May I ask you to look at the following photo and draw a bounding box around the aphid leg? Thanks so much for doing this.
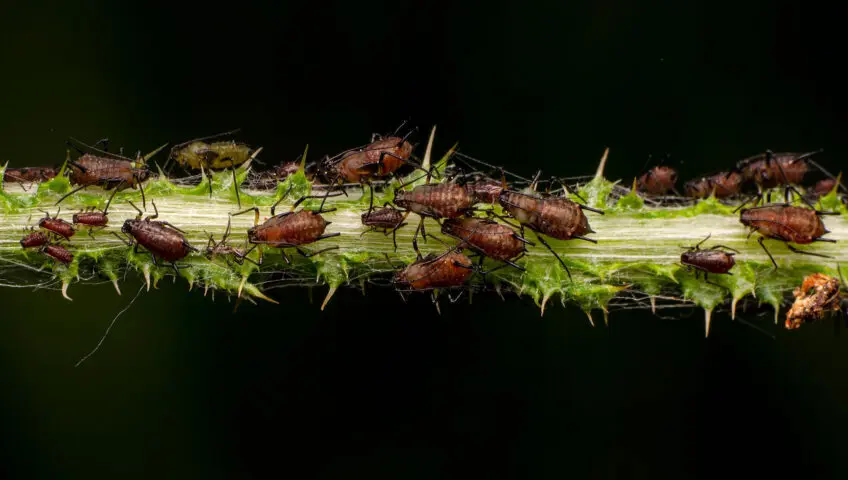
[693,233,712,249]
[158,221,187,234]
[111,232,133,246]
[126,200,144,219]
[102,187,121,215]
[231,207,261,227]
[55,184,90,206]
[572,235,598,244]
[294,246,339,259]
[412,235,423,260]
[147,201,160,220]
[532,231,572,281]
[577,203,605,215]
[758,237,778,270]
[136,174,148,211]
[786,244,835,259]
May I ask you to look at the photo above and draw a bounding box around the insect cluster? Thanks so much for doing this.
[1,125,846,333]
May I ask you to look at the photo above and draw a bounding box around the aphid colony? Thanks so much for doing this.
[4,127,845,317]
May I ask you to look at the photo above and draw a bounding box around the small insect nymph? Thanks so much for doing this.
[684,170,746,199]
[113,201,198,274]
[3,166,57,190]
[739,204,838,269]
[41,243,73,265]
[56,137,167,209]
[38,208,75,240]
[679,234,737,281]
[637,165,679,196]
[20,230,50,249]
[231,188,342,264]
[204,217,258,266]
[360,189,409,251]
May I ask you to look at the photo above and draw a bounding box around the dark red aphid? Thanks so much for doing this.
[737,150,820,190]
[637,166,678,196]
[684,170,746,199]
[810,178,838,198]
[72,195,114,238]
[679,234,737,280]
[497,187,602,279]
[441,217,531,272]
[739,204,838,269]
[317,126,420,185]
[56,137,166,208]
[38,209,75,240]
[20,230,49,249]
[3,166,57,186]
[393,182,476,219]
[232,191,341,264]
[115,201,197,273]
[392,248,474,291]
[42,244,73,264]
[360,195,409,251]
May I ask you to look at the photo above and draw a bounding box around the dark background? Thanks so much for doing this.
[1,1,847,478]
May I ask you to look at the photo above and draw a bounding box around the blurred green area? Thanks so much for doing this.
[1,1,847,478]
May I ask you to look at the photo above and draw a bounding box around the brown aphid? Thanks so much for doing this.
[38,209,75,240]
[739,204,838,269]
[20,231,49,249]
[252,162,303,189]
[684,170,746,199]
[637,166,679,196]
[393,182,476,219]
[360,200,409,251]
[737,150,820,189]
[679,234,737,281]
[232,191,341,264]
[497,189,602,279]
[57,138,167,208]
[441,217,531,272]
[392,248,474,291]
[3,166,57,186]
[42,244,73,265]
[116,201,197,273]
[785,273,842,330]
[810,178,837,198]
[318,132,418,185]
[204,218,258,266]
[72,191,115,238]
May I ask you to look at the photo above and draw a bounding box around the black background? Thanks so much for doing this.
[1,1,847,478]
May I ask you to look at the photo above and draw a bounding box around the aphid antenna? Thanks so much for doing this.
[67,136,133,162]
[452,151,531,182]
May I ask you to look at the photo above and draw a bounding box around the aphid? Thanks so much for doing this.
[785,272,842,330]
[684,170,746,199]
[734,149,842,207]
[71,189,119,238]
[392,248,474,291]
[465,177,505,205]
[317,123,422,186]
[56,138,167,209]
[360,191,409,251]
[3,166,57,189]
[441,217,532,272]
[637,166,679,196]
[167,130,263,207]
[497,187,603,279]
[41,243,73,265]
[204,217,258,266]
[251,162,303,189]
[37,208,75,240]
[20,230,49,249]
[392,181,478,242]
[809,178,838,198]
[739,204,838,269]
[113,201,198,273]
[679,234,737,281]
[232,189,342,264]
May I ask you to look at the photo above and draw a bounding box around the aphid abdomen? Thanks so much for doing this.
[20,231,49,248]
[253,211,329,247]
[4,167,57,184]
[43,244,73,264]
[466,181,503,205]
[70,155,139,188]
[442,218,524,261]
[39,218,75,239]
[740,206,826,244]
[537,198,590,240]
[397,184,474,218]
[73,212,108,227]
[637,166,678,195]
[363,137,413,175]
[681,250,735,274]
[498,191,543,226]
[129,222,192,262]
[395,250,473,290]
